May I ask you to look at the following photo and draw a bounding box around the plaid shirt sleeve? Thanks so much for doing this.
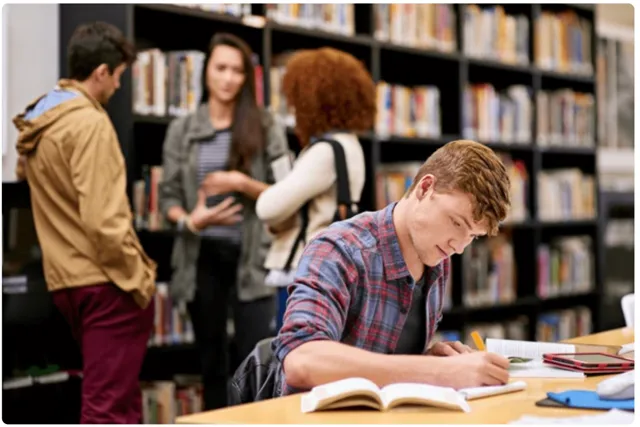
[272,232,358,368]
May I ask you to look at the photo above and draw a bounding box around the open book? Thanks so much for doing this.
[486,338,631,378]
[301,377,527,413]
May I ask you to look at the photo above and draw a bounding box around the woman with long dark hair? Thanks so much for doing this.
[159,32,289,410]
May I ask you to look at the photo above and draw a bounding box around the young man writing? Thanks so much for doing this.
[272,140,513,396]
[13,22,158,423]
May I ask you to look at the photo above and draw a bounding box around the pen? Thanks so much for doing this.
[471,331,486,351]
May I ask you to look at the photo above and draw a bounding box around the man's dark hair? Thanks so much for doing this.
[67,21,136,81]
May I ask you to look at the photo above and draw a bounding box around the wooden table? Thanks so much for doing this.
[177,327,634,424]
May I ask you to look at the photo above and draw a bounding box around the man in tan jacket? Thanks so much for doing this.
[13,22,156,424]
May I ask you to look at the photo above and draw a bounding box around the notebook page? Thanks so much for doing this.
[508,360,585,378]
[486,338,575,359]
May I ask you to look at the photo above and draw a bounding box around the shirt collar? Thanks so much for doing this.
[377,203,411,281]
[377,202,444,283]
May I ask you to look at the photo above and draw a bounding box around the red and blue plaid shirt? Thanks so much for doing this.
[272,202,450,396]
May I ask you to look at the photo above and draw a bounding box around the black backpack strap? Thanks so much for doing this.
[314,138,355,221]
[283,201,309,272]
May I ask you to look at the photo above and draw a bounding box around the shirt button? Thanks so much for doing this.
[400,306,408,314]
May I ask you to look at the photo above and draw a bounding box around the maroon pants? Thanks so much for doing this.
[52,283,154,424]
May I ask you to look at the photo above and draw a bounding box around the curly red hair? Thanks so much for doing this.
[282,47,376,146]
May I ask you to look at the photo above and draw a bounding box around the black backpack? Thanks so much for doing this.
[282,137,357,272]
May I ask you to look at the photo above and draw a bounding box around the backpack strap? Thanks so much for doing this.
[283,201,309,272]
[317,138,356,221]
[282,137,356,272]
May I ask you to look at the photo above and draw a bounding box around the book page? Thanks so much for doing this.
[486,338,575,359]
[301,378,382,413]
[380,383,470,412]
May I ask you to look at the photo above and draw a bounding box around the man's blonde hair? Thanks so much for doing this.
[405,140,511,236]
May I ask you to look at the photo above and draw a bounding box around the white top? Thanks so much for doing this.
[256,132,366,270]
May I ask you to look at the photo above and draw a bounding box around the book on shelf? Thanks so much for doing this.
[373,4,457,52]
[537,236,594,298]
[462,84,532,144]
[141,376,203,424]
[132,49,264,118]
[463,5,530,65]
[535,9,593,75]
[133,165,165,231]
[537,169,596,221]
[265,3,354,35]
[536,306,592,343]
[149,282,195,347]
[597,36,634,149]
[536,89,595,148]
[462,233,516,308]
[300,377,527,413]
[180,3,251,17]
[375,82,441,138]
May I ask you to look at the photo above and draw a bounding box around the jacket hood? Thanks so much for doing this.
[13,79,104,155]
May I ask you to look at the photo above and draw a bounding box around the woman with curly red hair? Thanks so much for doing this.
[255,47,376,329]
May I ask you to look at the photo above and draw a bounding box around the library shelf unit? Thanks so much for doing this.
[54,3,604,347]
[0,3,605,420]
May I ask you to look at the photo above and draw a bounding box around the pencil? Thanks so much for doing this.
[471,331,486,351]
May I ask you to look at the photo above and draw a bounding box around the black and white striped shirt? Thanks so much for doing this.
[197,128,242,244]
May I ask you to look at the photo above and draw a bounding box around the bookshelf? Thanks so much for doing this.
[56,2,604,341]
[16,2,604,421]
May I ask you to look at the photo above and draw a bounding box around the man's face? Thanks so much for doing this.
[94,63,126,105]
[405,175,488,267]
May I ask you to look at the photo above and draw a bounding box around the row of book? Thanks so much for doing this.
[462,233,516,308]
[537,169,596,221]
[462,84,533,144]
[265,3,355,36]
[148,282,195,347]
[463,5,530,66]
[141,378,203,424]
[132,49,264,118]
[372,4,457,53]
[596,36,634,149]
[173,4,595,79]
[375,82,442,138]
[435,305,592,345]
[536,89,596,148]
[133,166,166,232]
[537,236,594,299]
[534,10,593,76]
[537,306,592,343]
[374,153,529,224]
[180,3,250,16]
[132,46,595,149]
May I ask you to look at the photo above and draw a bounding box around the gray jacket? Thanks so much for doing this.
[159,104,289,303]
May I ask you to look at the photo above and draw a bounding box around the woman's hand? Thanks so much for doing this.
[201,170,247,197]
[189,190,243,230]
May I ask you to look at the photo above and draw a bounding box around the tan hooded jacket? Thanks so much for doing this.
[13,79,157,308]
